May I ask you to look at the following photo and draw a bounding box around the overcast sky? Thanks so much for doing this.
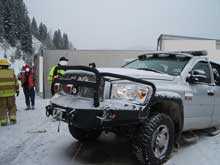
[24,0,220,50]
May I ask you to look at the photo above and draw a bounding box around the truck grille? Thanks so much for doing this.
[63,71,104,100]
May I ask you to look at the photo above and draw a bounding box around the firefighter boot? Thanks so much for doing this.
[8,96,17,125]
[0,98,8,126]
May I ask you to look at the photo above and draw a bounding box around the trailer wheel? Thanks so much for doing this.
[68,125,102,142]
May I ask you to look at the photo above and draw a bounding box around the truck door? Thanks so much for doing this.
[184,61,214,130]
[210,62,220,127]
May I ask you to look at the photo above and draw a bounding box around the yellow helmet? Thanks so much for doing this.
[0,58,10,66]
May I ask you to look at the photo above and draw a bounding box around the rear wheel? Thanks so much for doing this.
[132,113,174,165]
[68,125,102,142]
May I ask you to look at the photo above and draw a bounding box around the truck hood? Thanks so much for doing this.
[98,68,175,81]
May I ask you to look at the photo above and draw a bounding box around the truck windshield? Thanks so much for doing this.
[124,55,191,76]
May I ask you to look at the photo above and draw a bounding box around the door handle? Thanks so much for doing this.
[207,91,215,96]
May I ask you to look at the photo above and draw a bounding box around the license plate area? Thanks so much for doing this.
[52,108,66,121]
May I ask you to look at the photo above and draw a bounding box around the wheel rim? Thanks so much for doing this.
[152,125,169,159]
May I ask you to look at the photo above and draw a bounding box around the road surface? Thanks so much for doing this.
[1,93,220,165]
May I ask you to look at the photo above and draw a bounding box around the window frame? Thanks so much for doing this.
[211,62,220,86]
[190,60,212,85]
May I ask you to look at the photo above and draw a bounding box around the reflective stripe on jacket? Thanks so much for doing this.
[0,69,18,97]
[48,65,65,85]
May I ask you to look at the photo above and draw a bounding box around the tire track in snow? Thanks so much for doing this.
[71,142,84,161]
[0,120,49,165]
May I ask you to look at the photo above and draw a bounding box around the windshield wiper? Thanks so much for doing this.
[137,68,163,73]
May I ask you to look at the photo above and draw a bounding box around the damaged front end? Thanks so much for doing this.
[45,66,156,129]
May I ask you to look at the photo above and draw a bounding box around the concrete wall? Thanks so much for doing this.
[76,50,147,67]
[42,49,147,98]
[207,49,220,58]
[161,39,216,51]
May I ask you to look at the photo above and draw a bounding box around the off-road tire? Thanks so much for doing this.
[68,125,102,142]
[132,113,174,165]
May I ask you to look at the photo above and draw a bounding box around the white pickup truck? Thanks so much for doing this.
[46,50,220,165]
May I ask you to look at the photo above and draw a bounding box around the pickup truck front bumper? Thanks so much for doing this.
[46,66,156,130]
[46,95,149,129]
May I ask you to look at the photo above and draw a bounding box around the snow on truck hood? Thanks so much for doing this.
[97,68,175,81]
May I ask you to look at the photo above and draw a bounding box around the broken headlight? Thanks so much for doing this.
[111,83,153,104]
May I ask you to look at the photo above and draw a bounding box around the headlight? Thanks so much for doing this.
[111,83,154,104]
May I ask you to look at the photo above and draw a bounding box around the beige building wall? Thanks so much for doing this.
[207,49,220,58]
[161,40,216,51]
[42,49,147,98]
[76,50,147,67]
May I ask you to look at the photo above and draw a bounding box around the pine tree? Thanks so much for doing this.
[53,30,59,49]
[0,0,72,53]
[14,0,26,41]
[39,23,48,42]
[45,32,54,49]
[57,29,63,49]
[53,30,71,49]
[31,17,39,39]
[20,15,32,55]
[63,33,69,49]
[53,30,63,49]
[0,0,4,42]
[3,0,17,46]
[15,46,22,59]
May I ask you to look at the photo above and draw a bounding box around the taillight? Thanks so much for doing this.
[54,83,61,93]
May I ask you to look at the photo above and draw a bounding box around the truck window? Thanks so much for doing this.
[211,62,220,86]
[192,61,211,84]
[124,55,190,76]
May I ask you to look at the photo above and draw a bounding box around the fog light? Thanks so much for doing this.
[63,84,73,94]
[54,83,61,93]
[72,87,77,94]
[105,111,117,120]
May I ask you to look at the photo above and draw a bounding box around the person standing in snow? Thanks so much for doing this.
[0,59,19,126]
[48,57,69,96]
[18,64,36,110]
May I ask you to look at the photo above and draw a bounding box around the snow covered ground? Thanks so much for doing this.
[1,92,220,165]
[10,59,25,75]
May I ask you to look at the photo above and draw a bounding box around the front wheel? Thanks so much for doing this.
[133,113,174,165]
[68,125,102,142]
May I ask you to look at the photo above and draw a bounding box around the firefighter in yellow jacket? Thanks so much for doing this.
[0,59,19,126]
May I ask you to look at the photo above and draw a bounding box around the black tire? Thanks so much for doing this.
[133,113,174,165]
[68,125,102,142]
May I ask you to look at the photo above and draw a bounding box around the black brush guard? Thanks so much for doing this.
[53,65,156,107]
[46,66,156,128]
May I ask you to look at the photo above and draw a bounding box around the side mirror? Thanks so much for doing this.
[186,69,207,84]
